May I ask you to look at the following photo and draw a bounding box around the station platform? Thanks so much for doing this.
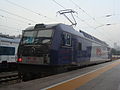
[0,59,120,90]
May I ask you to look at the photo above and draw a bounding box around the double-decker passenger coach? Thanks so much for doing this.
[17,23,111,80]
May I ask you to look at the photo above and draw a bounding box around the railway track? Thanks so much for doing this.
[0,74,18,83]
[0,71,20,86]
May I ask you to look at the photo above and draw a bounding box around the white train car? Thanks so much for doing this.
[0,34,20,71]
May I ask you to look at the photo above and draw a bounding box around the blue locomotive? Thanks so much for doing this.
[17,23,111,80]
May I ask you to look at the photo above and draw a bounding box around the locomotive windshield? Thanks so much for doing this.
[21,29,53,45]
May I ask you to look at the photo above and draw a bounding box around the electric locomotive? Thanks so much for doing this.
[17,23,111,80]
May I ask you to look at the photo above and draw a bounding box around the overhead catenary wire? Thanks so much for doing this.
[0,24,20,30]
[52,0,107,31]
[0,9,37,23]
[5,0,59,22]
[0,14,32,25]
[51,0,115,44]
[75,15,115,43]
[52,0,66,9]
[0,27,21,35]
[0,14,31,35]
[69,0,96,20]
[76,15,115,44]
[52,0,96,29]
[0,27,20,32]
[75,15,96,29]
[69,0,103,26]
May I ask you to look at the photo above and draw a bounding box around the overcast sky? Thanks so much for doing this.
[0,0,120,47]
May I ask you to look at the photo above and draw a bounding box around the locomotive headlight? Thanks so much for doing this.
[18,58,22,62]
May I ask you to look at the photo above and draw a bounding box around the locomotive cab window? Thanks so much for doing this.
[22,30,37,44]
[0,46,15,55]
[21,29,53,45]
[62,32,71,46]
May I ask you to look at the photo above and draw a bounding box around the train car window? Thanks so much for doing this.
[0,46,15,55]
[66,34,71,45]
[62,32,71,46]
[37,30,52,37]
[78,43,82,50]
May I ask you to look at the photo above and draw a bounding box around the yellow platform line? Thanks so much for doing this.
[43,60,120,90]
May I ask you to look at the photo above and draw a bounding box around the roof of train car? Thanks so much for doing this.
[25,23,85,38]
[0,36,20,43]
[25,23,108,46]
[57,24,108,46]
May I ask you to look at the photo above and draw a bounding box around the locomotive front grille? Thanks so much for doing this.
[19,54,50,65]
